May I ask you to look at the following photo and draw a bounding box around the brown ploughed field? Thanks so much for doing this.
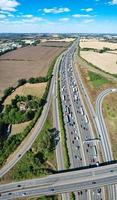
[0,41,67,95]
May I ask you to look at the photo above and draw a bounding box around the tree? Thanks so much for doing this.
[4,87,13,97]
[0,120,8,139]
[26,110,35,120]
[35,151,45,165]
[17,79,26,86]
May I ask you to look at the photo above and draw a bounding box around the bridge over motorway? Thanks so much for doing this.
[0,162,117,199]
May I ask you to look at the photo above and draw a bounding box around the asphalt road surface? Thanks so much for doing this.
[0,163,117,199]
[59,39,103,200]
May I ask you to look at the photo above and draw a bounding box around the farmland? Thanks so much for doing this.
[80,51,117,74]
[79,38,117,74]
[0,41,68,95]
[4,82,47,105]
[80,38,117,50]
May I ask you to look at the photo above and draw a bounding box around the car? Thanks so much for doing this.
[97,188,101,193]
[17,184,21,187]
[76,136,79,140]
[8,193,12,195]
[110,170,114,172]
[22,193,26,196]
[51,188,54,191]
[18,154,21,157]
[96,161,99,167]
[78,191,80,195]
[92,181,96,184]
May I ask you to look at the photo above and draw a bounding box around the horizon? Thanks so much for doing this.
[0,32,117,34]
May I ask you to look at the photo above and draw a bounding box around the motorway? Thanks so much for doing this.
[0,163,117,199]
[59,40,103,199]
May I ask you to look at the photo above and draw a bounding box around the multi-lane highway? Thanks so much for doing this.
[59,40,104,199]
[0,163,117,199]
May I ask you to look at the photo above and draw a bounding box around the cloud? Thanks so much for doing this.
[83,19,94,23]
[0,0,19,11]
[81,8,93,12]
[59,18,69,22]
[0,14,6,18]
[43,7,70,14]
[111,0,117,4]
[72,14,92,18]
[22,15,33,18]
[22,17,43,23]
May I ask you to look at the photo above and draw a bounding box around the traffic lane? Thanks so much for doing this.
[66,53,103,199]
[66,64,97,165]
[63,50,100,199]
[60,56,88,200]
[61,91,83,168]
[61,46,102,199]
[60,69,84,168]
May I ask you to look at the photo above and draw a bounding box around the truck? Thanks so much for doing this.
[74,94,78,101]
[65,115,70,123]
[84,114,88,124]
[62,95,65,101]
[80,106,84,115]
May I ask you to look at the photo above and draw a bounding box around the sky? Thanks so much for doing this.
[0,0,117,33]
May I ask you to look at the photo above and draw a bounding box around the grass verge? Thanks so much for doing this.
[102,93,117,160]
[88,71,111,87]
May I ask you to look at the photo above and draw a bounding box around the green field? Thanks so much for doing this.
[88,71,110,87]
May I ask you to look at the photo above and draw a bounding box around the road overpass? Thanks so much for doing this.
[0,163,117,199]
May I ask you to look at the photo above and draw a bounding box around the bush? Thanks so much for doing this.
[28,77,47,84]
[17,79,27,86]
[0,120,8,140]
[4,87,13,97]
